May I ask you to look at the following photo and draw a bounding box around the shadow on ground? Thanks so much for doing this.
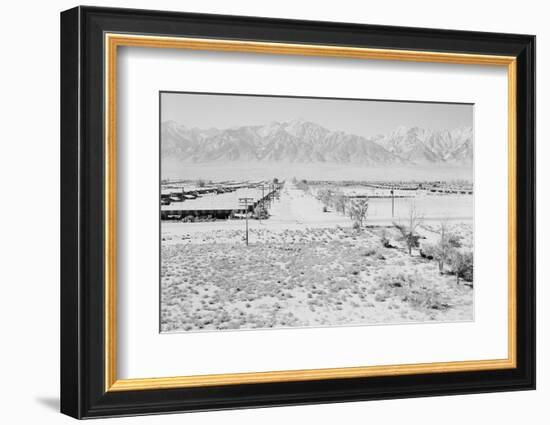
[35,396,59,411]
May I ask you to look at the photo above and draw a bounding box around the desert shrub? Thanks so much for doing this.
[363,247,385,260]
[394,226,421,254]
[447,234,462,247]
[420,245,435,260]
[374,271,450,311]
[405,288,450,310]
[448,250,474,284]
[296,180,310,192]
[460,255,474,282]
[374,291,388,302]
[461,267,473,283]
[380,229,389,246]
[381,271,410,288]
[379,229,397,248]
[253,204,269,219]
[422,221,463,272]
[349,198,369,227]
[363,248,377,257]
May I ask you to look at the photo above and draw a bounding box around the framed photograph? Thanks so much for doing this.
[60,6,535,419]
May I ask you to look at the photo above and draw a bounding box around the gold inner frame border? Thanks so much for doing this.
[104,33,517,392]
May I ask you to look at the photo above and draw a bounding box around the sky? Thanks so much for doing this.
[161,91,473,138]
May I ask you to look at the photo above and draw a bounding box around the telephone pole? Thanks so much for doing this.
[260,184,265,224]
[239,197,254,246]
[391,187,395,218]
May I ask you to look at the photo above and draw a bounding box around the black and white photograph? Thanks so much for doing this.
[160,92,475,333]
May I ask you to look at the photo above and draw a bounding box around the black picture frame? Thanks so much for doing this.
[61,5,535,419]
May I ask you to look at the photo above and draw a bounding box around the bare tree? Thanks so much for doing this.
[422,219,462,273]
[334,192,348,216]
[295,179,309,192]
[393,202,424,255]
[349,198,369,228]
[317,188,334,208]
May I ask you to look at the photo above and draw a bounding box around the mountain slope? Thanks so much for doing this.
[161,119,472,166]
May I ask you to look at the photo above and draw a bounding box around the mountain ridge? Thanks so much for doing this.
[161,119,473,166]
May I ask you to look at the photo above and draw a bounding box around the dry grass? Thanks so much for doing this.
[161,226,473,332]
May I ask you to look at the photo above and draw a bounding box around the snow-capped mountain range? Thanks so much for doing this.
[161,119,473,166]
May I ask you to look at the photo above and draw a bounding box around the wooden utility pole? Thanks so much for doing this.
[239,197,254,246]
[260,184,265,224]
[391,187,395,218]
